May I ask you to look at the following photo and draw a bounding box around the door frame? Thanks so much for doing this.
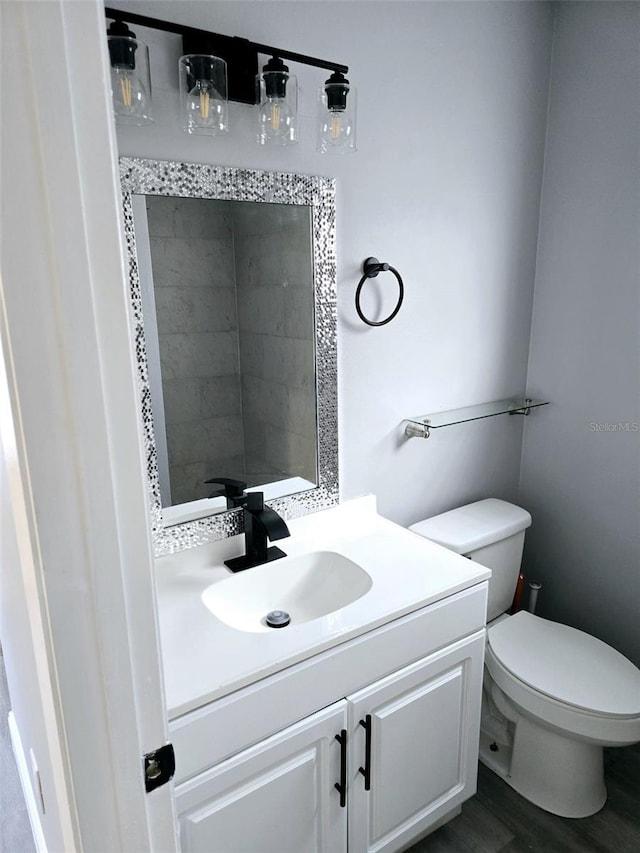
[0,1,177,849]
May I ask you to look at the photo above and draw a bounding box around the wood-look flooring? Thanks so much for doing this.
[409,744,640,853]
[0,648,36,853]
[2,639,639,853]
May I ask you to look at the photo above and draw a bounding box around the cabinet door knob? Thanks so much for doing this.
[358,715,372,791]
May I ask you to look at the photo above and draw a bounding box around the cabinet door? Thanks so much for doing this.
[174,700,348,853]
[348,632,484,853]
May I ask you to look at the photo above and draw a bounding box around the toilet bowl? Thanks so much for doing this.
[410,499,640,818]
[482,610,640,817]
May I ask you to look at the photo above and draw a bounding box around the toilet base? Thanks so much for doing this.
[479,714,607,818]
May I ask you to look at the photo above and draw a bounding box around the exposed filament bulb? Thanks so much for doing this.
[120,74,132,108]
[188,79,225,128]
[270,102,281,130]
[111,65,149,121]
[199,89,210,119]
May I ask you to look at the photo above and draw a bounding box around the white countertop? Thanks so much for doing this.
[155,496,490,719]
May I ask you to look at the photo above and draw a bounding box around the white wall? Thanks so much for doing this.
[112,0,555,527]
[519,2,640,665]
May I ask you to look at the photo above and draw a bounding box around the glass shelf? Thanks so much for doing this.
[405,397,549,439]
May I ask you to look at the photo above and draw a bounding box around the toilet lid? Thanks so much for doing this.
[488,611,640,717]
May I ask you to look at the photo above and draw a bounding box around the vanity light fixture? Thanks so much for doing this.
[317,71,357,154]
[106,19,153,125]
[104,6,354,153]
[257,57,297,146]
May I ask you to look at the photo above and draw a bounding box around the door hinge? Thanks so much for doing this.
[143,743,175,793]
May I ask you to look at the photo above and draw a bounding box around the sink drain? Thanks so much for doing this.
[265,610,291,628]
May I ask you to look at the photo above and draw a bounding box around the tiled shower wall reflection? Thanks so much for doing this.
[233,203,316,486]
[145,197,317,506]
[146,197,245,505]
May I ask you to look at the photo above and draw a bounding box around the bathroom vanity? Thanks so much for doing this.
[155,497,490,853]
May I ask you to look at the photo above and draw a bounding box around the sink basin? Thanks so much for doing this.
[201,551,373,633]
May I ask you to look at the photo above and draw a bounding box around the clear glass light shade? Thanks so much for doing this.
[317,84,357,154]
[108,36,153,125]
[256,71,298,145]
[179,55,229,135]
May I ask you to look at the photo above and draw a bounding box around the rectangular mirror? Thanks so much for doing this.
[134,196,317,510]
[120,157,338,555]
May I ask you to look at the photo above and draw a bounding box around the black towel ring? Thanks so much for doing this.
[355,257,404,327]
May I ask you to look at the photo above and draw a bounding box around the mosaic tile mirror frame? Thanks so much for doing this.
[120,157,338,556]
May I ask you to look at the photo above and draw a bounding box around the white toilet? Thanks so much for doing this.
[410,498,640,818]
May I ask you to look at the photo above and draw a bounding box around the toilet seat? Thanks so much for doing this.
[488,611,640,717]
[485,613,640,746]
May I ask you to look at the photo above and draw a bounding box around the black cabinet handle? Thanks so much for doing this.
[358,715,372,791]
[334,730,347,807]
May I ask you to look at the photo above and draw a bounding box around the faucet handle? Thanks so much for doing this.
[244,491,264,512]
[204,476,247,507]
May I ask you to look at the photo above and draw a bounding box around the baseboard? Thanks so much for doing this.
[8,711,48,853]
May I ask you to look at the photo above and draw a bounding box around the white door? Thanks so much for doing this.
[175,701,348,853]
[0,1,177,849]
[347,633,484,853]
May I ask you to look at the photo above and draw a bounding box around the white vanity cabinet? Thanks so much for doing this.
[175,702,349,853]
[347,633,484,853]
[171,585,486,853]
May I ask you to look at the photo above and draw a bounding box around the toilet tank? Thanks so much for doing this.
[410,499,532,622]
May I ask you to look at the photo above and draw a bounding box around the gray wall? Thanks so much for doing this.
[114,0,555,526]
[519,2,640,665]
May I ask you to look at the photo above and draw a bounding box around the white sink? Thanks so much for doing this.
[201,551,373,633]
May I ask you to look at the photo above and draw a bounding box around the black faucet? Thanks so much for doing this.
[204,476,247,508]
[224,491,290,573]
